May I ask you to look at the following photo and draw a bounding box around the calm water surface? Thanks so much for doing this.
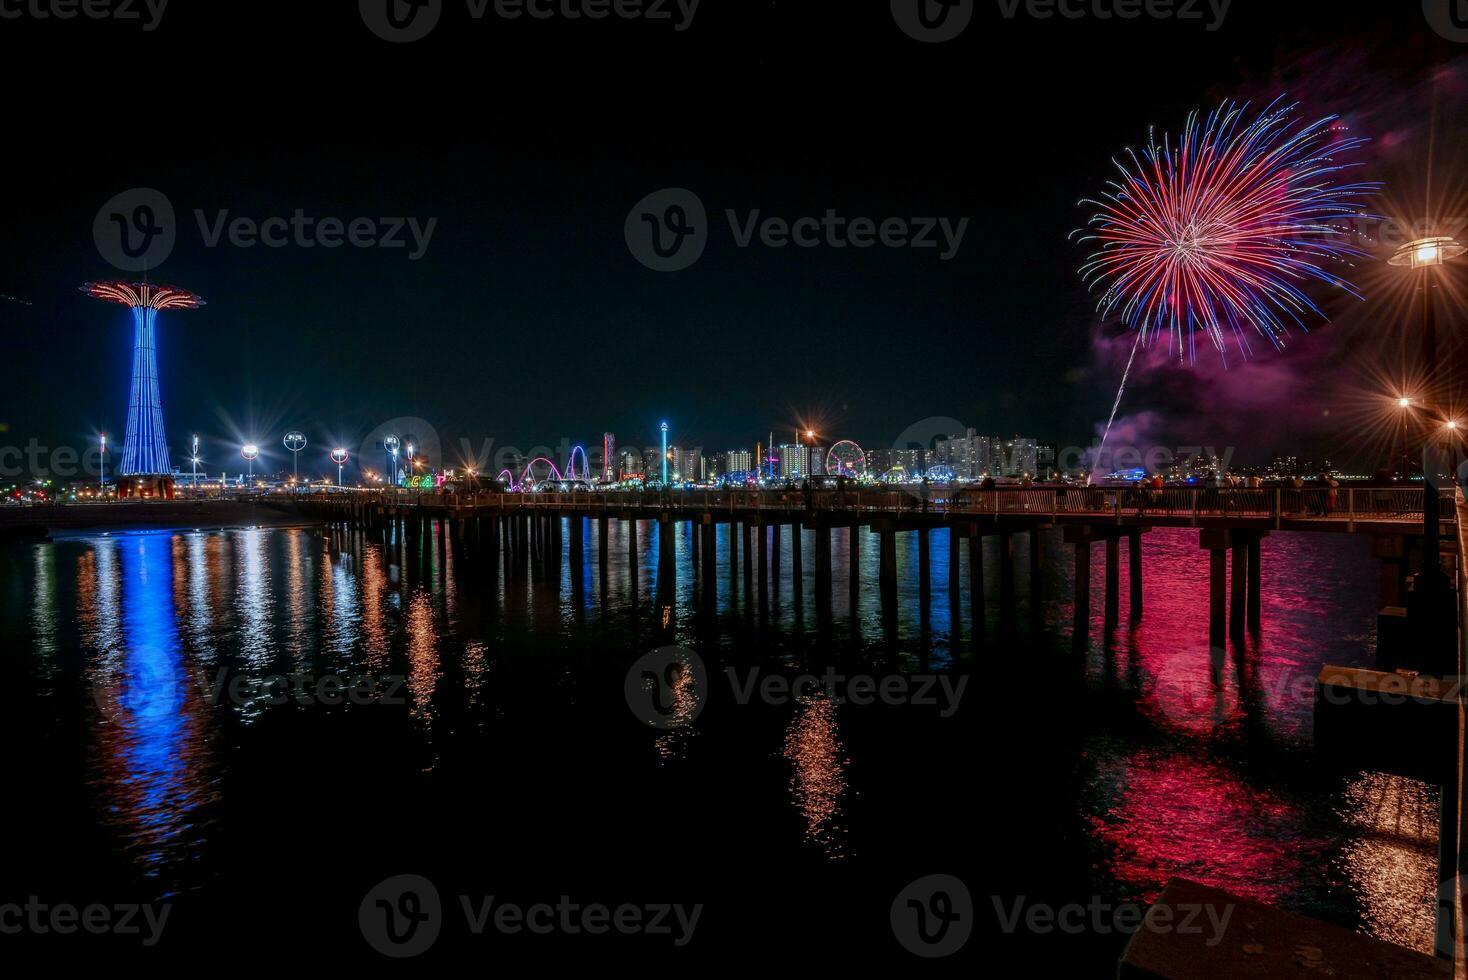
[1,520,1437,965]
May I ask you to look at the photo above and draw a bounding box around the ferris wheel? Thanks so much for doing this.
[825,440,867,477]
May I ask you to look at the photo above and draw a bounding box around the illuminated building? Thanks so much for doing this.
[723,450,753,473]
[81,281,206,500]
[780,444,811,479]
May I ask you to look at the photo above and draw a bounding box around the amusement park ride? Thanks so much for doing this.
[81,280,206,500]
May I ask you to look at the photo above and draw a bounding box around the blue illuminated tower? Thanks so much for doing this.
[660,421,669,485]
[82,281,206,500]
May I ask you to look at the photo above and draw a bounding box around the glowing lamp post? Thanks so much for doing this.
[284,431,307,483]
[191,434,201,493]
[242,444,259,485]
[384,435,400,486]
[1396,397,1414,487]
[1389,235,1463,666]
[99,433,106,497]
[331,448,349,487]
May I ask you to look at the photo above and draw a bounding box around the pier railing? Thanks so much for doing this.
[381,485,1456,527]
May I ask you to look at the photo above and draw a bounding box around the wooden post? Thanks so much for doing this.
[771,523,782,605]
[969,531,984,639]
[791,522,804,601]
[1231,540,1247,641]
[1247,536,1262,633]
[1073,540,1091,648]
[1029,528,1043,603]
[1128,529,1143,622]
[849,525,862,610]
[1105,535,1120,629]
[879,527,897,614]
[701,520,716,606]
[729,520,739,583]
[948,527,961,597]
[1210,547,1227,651]
[917,527,931,602]
[815,523,832,607]
[757,521,769,612]
[999,532,1015,612]
[742,521,754,598]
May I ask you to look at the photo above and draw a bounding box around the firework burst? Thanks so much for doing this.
[1074,97,1379,364]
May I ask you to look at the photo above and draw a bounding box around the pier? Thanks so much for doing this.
[295,484,1458,657]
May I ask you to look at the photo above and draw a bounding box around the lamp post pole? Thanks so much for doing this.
[99,434,106,497]
[1390,236,1464,672]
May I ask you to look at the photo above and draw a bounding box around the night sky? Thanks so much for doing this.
[2,1,1463,474]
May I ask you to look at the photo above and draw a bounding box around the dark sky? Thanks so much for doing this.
[1,0,1462,475]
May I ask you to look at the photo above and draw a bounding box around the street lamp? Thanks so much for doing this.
[1396,396,1414,485]
[384,435,400,486]
[191,434,201,493]
[1390,235,1463,666]
[242,443,259,485]
[284,431,307,484]
[99,433,106,497]
[331,448,349,487]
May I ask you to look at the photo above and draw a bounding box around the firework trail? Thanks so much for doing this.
[1091,332,1143,484]
[1074,97,1377,480]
